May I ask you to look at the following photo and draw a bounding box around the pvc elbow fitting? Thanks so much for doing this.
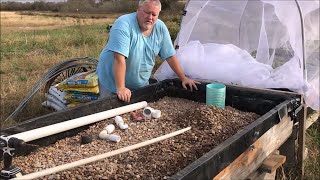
[99,130,121,143]
[99,130,109,139]
[105,134,121,143]
[115,116,123,125]
[143,107,161,119]
[114,116,128,130]
[118,123,128,129]
[104,124,115,134]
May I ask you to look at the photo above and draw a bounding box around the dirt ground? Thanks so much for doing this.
[7,97,260,180]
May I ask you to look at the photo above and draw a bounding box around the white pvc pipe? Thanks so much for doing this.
[9,101,148,142]
[13,127,191,180]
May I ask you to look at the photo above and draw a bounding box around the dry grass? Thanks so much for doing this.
[305,121,320,180]
[0,11,115,33]
[1,11,119,122]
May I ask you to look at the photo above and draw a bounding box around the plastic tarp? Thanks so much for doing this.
[154,0,319,110]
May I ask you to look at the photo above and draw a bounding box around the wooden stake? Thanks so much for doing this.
[298,104,307,178]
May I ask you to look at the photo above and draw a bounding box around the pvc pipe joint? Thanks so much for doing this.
[99,130,109,139]
[105,134,121,143]
[143,107,161,119]
[104,124,115,134]
[114,116,123,125]
[143,107,153,119]
[99,130,121,143]
[118,123,129,130]
[151,110,161,119]
[114,116,128,130]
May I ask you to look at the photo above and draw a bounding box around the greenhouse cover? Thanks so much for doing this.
[155,0,319,110]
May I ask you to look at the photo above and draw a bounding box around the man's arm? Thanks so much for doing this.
[166,55,200,91]
[114,52,131,102]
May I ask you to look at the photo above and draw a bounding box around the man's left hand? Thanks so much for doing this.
[181,77,201,92]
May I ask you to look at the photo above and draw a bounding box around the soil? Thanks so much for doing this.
[5,97,260,180]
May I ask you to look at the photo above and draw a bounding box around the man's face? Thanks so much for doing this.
[137,2,160,31]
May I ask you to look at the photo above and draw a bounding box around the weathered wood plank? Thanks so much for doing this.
[214,115,293,179]
[247,150,283,180]
[246,170,276,180]
[259,154,286,173]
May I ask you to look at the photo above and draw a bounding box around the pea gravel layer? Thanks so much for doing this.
[4,97,260,180]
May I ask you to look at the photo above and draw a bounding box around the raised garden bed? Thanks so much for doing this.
[1,79,302,179]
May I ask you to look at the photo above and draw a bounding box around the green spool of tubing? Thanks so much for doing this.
[206,83,226,109]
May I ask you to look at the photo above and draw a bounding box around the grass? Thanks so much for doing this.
[0,12,115,33]
[0,11,118,123]
[305,121,320,180]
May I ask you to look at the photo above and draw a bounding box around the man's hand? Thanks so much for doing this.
[116,87,131,102]
[166,55,200,91]
[181,77,201,92]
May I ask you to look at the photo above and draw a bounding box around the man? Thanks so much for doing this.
[97,0,200,102]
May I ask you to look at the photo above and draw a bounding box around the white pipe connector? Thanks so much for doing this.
[143,107,161,119]
[114,116,128,130]
[114,116,123,125]
[143,107,153,119]
[151,110,161,119]
[99,130,109,139]
[118,123,129,130]
[99,130,121,143]
[104,124,115,134]
[106,134,121,142]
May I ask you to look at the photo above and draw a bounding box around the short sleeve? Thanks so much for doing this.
[158,23,175,60]
[106,20,131,58]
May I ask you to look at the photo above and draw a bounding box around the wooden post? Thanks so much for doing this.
[297,104,307,178]
[214,115,293,179]
[279,123,298,171]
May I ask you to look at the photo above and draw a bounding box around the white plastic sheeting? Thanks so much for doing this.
[154,0,319,110]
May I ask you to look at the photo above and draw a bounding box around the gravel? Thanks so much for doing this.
[3,97,260,180]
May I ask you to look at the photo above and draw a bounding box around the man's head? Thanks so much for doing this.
[137,0,161,31]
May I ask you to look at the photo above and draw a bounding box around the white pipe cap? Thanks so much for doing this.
[152,110,161,119]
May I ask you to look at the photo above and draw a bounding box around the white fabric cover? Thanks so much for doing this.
[154,0,319,110]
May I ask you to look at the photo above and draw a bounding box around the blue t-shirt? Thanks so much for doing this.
[97,12,175,93]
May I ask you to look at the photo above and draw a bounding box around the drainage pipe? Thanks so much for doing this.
[13,127,191,180]
[9,101,148,142]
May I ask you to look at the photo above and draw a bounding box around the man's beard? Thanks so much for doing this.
[142,23,153,31]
